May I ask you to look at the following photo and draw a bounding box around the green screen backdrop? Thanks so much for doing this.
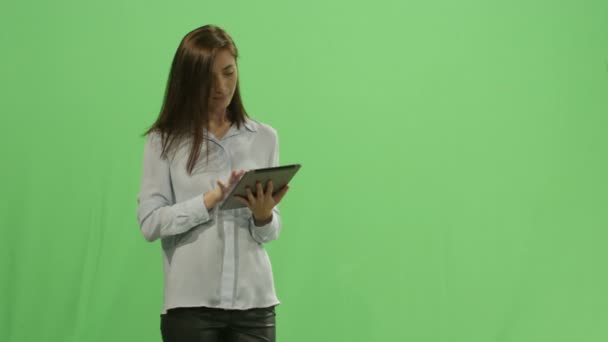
[1,1,607,341]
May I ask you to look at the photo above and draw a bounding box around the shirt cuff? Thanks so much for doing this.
[176,194,212,227]
[248,213,278,244]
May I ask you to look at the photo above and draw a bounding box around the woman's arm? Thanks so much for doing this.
[136,133,215,242]
[247,129,283,244]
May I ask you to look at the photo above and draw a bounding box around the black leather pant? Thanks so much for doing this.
[160,305,276,342]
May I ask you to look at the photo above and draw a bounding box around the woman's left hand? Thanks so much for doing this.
[234,180,289,224]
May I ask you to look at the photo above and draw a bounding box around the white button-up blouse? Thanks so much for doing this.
[136,117,282,314]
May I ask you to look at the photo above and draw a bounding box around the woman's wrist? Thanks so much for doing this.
[253,212,273,226]
[203,190,221,210]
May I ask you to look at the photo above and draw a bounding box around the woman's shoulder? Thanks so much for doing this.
[142,130,188,161]
[246,117,278,139]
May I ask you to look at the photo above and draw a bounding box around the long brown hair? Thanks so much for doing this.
[142,24,249,175]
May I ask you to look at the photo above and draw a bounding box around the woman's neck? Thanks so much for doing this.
[208,109,230,128]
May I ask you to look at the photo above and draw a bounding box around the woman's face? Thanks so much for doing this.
[209,49,238,111]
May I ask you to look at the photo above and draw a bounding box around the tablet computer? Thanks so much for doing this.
[219,163,301,210]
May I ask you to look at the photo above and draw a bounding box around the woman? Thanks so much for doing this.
[136,24,289,342]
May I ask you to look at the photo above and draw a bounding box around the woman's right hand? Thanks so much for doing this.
[204,169,246,209]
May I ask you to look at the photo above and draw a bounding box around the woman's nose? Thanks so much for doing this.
[212,79,226,94]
